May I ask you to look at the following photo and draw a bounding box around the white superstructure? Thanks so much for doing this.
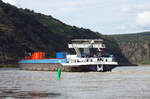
[61,39,118,71]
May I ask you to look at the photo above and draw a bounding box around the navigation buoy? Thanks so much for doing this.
[57,67,61,79]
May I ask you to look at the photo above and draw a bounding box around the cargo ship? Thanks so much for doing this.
[19,39,118,72]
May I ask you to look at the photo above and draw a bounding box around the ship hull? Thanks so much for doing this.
[19,63,116,72]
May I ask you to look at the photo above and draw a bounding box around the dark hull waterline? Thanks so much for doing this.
[19,63,116,72]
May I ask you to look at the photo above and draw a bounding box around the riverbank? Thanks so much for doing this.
[0,64,19,68]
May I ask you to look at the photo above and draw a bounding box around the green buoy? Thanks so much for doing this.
[57,67,61,79]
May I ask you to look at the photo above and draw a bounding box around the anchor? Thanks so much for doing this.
[97,65,103,72]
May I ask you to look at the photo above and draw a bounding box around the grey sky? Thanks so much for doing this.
[2,0,150,34]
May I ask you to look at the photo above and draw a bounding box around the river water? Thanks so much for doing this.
[0,66,150,99]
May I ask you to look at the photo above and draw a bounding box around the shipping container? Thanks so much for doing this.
[31,52,46,59]
[56,52,68,58]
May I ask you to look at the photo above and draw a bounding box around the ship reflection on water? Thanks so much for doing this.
[0,66,150,99]
[0,90,60,99]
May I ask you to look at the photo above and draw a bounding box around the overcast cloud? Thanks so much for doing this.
[2,0,150,34]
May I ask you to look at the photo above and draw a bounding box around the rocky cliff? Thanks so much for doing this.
[111,32,150,65]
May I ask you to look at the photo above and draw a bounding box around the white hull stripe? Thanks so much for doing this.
[61,62,118,66]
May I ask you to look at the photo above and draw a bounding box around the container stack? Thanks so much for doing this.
[56,52,68,58]
[24,52,67,60]
[24,52,45,60]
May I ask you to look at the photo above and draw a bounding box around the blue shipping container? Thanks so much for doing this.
[56,52,68,58]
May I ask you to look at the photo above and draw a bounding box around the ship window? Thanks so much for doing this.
[100,58,103,61]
